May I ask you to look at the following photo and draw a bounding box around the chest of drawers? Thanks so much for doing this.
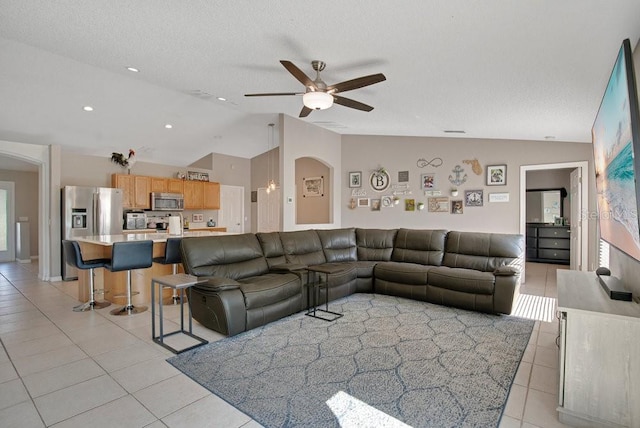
[526,223,570,264]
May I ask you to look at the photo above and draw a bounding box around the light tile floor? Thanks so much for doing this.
[0,261,570,427]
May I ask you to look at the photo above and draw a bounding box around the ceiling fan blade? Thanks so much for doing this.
[327,73,386,93]
[333,96,374,112]
[244,92,303,97]
[299,106,313,118]
[280,60,317,89]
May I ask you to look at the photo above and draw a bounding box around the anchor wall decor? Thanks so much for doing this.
[448,165,468,186]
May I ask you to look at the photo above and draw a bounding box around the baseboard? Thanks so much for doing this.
[16,258,31,263]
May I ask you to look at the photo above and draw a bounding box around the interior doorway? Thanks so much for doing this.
[520,161,589,271]
[219,185,245,234]
[0,181,15,262]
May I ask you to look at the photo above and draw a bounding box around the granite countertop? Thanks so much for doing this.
[75,230,229,246]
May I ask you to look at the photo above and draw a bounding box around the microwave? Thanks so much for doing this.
[151,192,184,211]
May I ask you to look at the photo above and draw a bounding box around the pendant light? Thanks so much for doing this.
[266,123,276,194]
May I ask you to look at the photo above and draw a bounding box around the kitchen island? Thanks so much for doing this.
[74,231,229,307]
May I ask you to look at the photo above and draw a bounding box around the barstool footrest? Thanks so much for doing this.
[73,300,111,312]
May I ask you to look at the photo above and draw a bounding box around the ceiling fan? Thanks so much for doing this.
[245,60,386,118]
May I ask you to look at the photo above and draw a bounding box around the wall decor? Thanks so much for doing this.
[188,171,210,181]
[349,198,356,209]
[381,196,393,208]
[357,197,370,208]
[488,192,510,203]
[302,176,323,197]
[405,199,415,211]
[371,199,381,211]
[417,202,425,211]
[451,200,464,214]
[417,157,443,168]
[398,171,409,182]
[486,165,507,186]
[424,190,442,197]
[348,171,362,188]
[251,191,258,203]
[448,165,468,186]
[351,189,367,197]
[463,158,483,175]
[464,189,484,207]
[370,168,390,192]
[428,197,449,212]
[421,173,436,190]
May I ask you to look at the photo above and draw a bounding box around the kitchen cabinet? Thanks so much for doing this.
[112,174,150,209]
[184,181,220,209]
[167,179,184,194]
[557,270,640,427]
[203,181,220,209]
[525,223,569,264]
[151,177,167,193]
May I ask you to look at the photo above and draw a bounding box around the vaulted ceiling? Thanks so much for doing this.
[1,1,640,167]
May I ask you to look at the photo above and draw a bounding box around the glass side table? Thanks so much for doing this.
[305,266,343,322]
[151,273,208,354]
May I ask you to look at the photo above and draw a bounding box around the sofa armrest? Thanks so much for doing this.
[270,263,308,272]
[493,272,521,315]
[494,266,519,276]
[194,276,241,292]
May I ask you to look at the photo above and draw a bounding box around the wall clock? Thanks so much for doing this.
[370,170,390,192]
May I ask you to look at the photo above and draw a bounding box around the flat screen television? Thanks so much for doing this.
[592,38,640,261]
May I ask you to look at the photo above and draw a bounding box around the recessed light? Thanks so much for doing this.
[165,124,173,129]
[82,106,94,112]
[126,66,140,73]
[217,97,227,101]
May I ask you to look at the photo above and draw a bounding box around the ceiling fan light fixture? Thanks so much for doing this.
[303,91,334,110]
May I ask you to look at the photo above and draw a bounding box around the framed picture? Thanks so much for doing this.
[451,200,464,214]
[302,176,323,197]
[486,165,507,186]
[371,199,381,211]
[405,199,415,211]
[421,173,436,190]
[349,171,362,188]
[381,196,393,208]
[357,197,370,207]
[488,192,510,203]
[428,197,449,212]
[464,189,484,207]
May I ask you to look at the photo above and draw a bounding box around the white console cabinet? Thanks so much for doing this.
[557,270,640,427]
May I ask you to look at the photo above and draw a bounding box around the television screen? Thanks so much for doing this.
[592,38,640,261]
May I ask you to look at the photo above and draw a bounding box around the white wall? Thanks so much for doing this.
[280,114,342,230]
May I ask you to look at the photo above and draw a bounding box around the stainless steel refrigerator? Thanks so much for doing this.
[62,186,124,280]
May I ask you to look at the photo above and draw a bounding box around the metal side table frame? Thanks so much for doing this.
[151,273,208,354]
[305,266,343,322]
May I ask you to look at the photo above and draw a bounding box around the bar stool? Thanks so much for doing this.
[152,237,183,304]
[107,240,153,316]
[62,240,111,312]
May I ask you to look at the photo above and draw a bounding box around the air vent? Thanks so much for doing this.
[444,130,466,134]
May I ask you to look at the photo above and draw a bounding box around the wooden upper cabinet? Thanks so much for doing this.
[167,179,184,194]
[151,177,167,193]
[203,182,220,209]
[134,176,151,208]
[183,180,204,209]
[112,174,151,209]
[112,174,134,208]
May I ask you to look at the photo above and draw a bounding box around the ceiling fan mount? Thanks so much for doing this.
[245,60,386,118]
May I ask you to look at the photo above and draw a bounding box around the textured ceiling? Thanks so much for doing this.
[1,1,640,167]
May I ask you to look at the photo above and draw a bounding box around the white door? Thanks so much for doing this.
[257,187,281,232]
[0,181,16,262]
[570,168,582,270]
[219,185,244,234]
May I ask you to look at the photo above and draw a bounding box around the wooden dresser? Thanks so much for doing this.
[525,223,570,264]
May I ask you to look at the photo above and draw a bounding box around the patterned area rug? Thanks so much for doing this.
[168,294,533,428]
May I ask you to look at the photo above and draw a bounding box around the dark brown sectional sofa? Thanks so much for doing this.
[180,228,524,336]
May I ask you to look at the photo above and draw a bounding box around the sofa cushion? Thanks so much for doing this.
[256,232,287,268]
[443,231,524,272]
[374,261,433,285]
[238,273,301,309]
[428,266,495,295]
[317,228,357,262]
[181,234,269,280]
[356,228,397,261]
[391,229,447,266]
[279,230,327,266]
[352,260,378,278]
